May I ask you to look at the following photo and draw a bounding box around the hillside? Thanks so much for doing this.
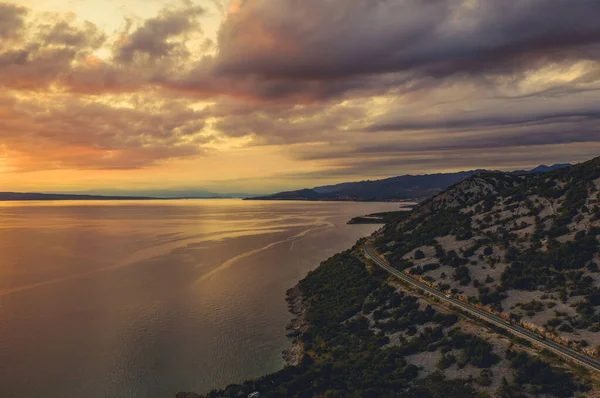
[375,156,600,356]
[176,160,600,398]
[247,164,571,202]
[179,245,594,398]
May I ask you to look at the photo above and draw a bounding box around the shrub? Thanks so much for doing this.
[414,250,425,260]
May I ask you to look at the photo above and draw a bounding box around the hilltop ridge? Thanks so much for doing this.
[376,156,600,356]
[178,157,599,398]
[247,164,571,202]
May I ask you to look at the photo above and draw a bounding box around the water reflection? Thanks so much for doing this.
[0,199,402,397]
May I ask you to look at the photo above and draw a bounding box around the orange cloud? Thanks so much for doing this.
[83,55,101,66]
[228,0,244,14]
[2,0,600,194]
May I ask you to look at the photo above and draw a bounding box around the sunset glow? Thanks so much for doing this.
[2,0,600,195]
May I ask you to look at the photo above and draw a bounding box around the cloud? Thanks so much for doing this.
[169,0,600,101]
[114,2,205,64]
[213,0,447,79]
[287,142,600,180]
[0,92,211,170]
[0,2,27,40]
[291,84,600,164]
[224,0,600,78]
[365,108,600,132]
[0,8,108,90]
[6,0,600,101]
[208,99,366,144]
[4,0,600,100]
[0,2,204,93]
[302,127,600,161]
[3,0,600,187]
[41,20,107,48]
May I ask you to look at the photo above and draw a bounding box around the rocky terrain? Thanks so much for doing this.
[282,284,308,367]
[376,156,600,357]
[179,244,597,397]
[177,158,600,398]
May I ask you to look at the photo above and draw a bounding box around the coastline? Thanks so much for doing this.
[282,283,308,366]
[244,197,419,203]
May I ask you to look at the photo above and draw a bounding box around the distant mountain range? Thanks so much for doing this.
[247,163,572,202]
[63,189,255,199]
[0,192,241,201]
[515,163,573,174]
[0,164,572,202]
[0,192,155,201]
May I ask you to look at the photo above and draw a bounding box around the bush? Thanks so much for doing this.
[437,353,456,370]
[547,318,562,327]
[558,323,574,333]
[453,266,472,286]
[447,329,501,369]
[507,350,578,397]
[477,369,493,386]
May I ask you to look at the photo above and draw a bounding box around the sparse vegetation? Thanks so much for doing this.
[184,159,600,397]
[191,249,492,397]
[505,350,584,397]
[374,157,600,346]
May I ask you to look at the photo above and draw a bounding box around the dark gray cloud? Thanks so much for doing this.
[313,129,600,160]
[366,108,600,132]
[0,10,108,90]
[181,0,600,100]
[0,2,203,93]
[3,0,600,182]
[7,0,600,102]
[151,0,600,106]
[115,3,204,64]
[286,144,600,180]
[209,99,366,144]
[0,2,27,40]
[41,20,106,48]
[294,110,600,163]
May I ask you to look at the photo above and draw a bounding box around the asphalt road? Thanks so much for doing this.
[364,245,600,372]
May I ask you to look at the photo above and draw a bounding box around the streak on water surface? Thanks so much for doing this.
[0,199,401,397]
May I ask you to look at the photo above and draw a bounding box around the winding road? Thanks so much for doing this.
[364,245,600,372]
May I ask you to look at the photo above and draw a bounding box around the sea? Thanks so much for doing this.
[0,199,403,397]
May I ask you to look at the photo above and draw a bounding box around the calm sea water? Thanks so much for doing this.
[0,199,401,397]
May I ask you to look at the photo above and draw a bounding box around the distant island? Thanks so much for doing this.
[3,164,571,202]
[0,192,234,201]
[246,164,572,202]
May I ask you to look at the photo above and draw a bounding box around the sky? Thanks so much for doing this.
[1,0,600,195]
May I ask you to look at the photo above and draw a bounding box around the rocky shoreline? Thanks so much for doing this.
[175,285,309,398]
[282,283,308,366]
